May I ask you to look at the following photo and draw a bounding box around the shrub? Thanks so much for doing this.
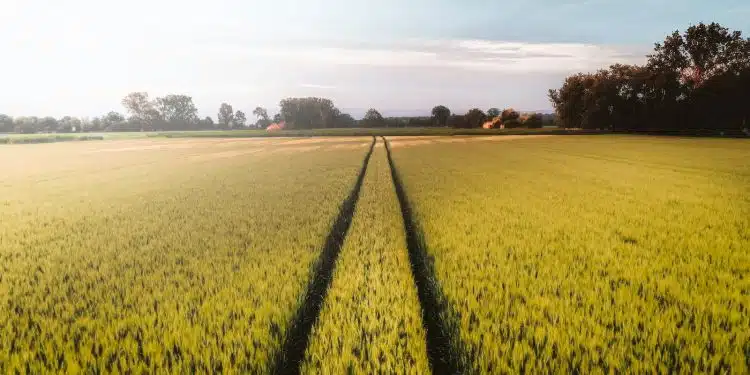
[501,108,520,123]
[503,119,522,128]
[525,114,544,128]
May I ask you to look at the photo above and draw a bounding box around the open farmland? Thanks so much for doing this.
[388,135,750,373]
[0,137,373,372]
[1,134,748,373]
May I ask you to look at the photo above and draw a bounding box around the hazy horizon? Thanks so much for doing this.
[1,0,747,119]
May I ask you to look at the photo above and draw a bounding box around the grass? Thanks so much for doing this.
[0,137,370,372]
[0,134,105,144]
[301,139,430,374]
[0,132,167,144]
[389,135,750,373]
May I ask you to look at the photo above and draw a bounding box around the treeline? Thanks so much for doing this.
[1,93,552,134]
[1,93,217,134]
[428,107,554,129]
[0,93,259,134]
[274,102,553,130]
[549,22,750,135]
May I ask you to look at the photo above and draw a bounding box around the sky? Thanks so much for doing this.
[1,0,748,118]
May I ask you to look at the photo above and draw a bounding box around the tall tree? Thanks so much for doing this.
[649,22,750,90]
[648,22,750,131]
[233,110,247,128]
[362,108,385,128]
[278,97,338,129]
[39,117,58,132]
[121,92,159,131]
[14,117,39,133]
[101,111,126,130]
[431,105,451,127]
[58,116,82,132]
[105,111,125,123]
[253,107,271,128]
[252,107,269,120]
[550,22,750,133]
[487,108,501,118]
[464,108,487,128]
[0,114,13,133]
[88,117,103,132]
[549,76,587,129]
[155,95,199,129]
[217,103,234,130]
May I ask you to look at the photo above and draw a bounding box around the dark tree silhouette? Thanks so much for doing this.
[431,105,451,127]
[549,22,750,134]
[464,108,487,128]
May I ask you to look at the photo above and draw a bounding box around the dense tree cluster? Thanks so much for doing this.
[119,92,207,131]
[436,106,551,129]
[549,23,750,134]
[276,97,360,129]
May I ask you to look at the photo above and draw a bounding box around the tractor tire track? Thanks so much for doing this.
[273,136,376,374]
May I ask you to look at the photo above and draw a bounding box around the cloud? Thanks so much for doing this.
[248,39,648,73]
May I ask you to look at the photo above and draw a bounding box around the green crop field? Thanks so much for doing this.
[0,134,748,373]
[388,135,750,373]
[0,137,372,372]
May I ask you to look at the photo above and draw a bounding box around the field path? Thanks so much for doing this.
[274,137,376,373]
[301,138,431,373]
[382,136,467,373]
